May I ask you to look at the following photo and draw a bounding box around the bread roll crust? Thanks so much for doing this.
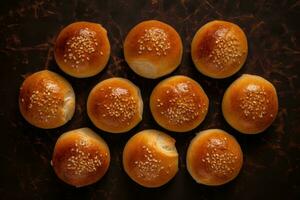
[187,129,243,186]
[52,128,110,187]
[55,21,110,78]
[19,70,75,129]
[123,129,178,188]
[150,75,209,132]
[124,20,183,79]
[192,20,248,78]
[87,78,143,133]
[222,74,278,134]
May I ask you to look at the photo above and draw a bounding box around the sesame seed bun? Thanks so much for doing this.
[191,20,248,79]
[186,129,243,186]
[124,20,183,79]
[87,77,143,133]
[222,74,278,134]
[123,129,178,188]
[19,70,75,129]
[150,75,209,132]
[51,128,110,187]
[54,21,110,78]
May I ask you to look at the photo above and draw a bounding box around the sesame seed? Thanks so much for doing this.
[239,85,268,119]
[133,145,164,180]
[63,27,100,68]
[137,27,171,56]
[156,82,207,124]
[66,139,106,175]
[208,29,243,70]
[98,87,137,123]
[202,137,238,177]
[27,81,63,122]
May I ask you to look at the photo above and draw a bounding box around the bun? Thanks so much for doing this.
[87,77,143,133]
[187,129,243,186]
[124,20,183,79]
[51,128,110,187]
[191,20,248,78]
[123,129,178,188]
[19,70,75,129]
[150,75,209,132]
[54,21,110,78]
[222,74,278,134]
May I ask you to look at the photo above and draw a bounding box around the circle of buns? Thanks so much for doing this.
[124,20,183,79]
[186,129,243,186]
[18,19,279,188]
[51,128,110,187]
[222,74,278,134]
[191,20,248,78]
[123,129,178,188]
[55,21,111,78]
[19,70,75,129]
[150,75,209,132]
[87,77,143,133]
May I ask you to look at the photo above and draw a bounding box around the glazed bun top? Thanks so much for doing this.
[19,70,75,129]
[150,75,209,132]
[186,129,243,186]
[87,77,143,133]
[192,20,248,78]
[123,129,178,188]
[222,74,278,134]
[55,21,111,78]
[124,20,183,79]
[51,128,110,187]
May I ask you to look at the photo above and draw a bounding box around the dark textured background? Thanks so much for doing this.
[0,0,299,199]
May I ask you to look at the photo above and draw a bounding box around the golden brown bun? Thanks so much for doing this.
[87,78,143,133]
[150,75,209,132]
[191,20,248,79]
[51,128,110,187]
[19,70,75,129]
[222,74,278,134]
[124,20,183,79]
[123,129,178,188]
[187,129,243,186]
[54,21,110,78]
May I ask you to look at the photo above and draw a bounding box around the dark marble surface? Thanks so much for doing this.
[0,0,299,199]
